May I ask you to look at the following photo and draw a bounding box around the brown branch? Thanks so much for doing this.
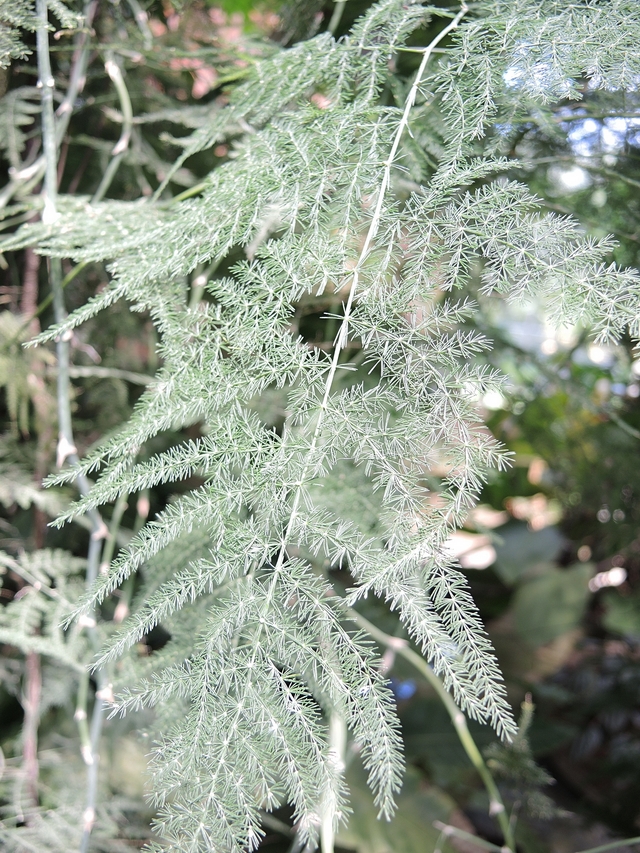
[21,651,41,818]
[20,248,41,323]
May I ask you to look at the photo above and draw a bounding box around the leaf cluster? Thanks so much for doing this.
[3,2,640,851]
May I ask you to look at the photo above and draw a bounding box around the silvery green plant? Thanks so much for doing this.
[3,1,640,851]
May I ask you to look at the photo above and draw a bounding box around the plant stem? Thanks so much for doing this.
[101,490,130,618]
[36,5,109,847]
[0,2,96,212]
[328,1,346,36]
[321,711,346,853]
[271,0,469,602]
[64,364,155,385]
[574,839,640,853]
[433,821,505,853]
[36,0,59,229]
[189,262,219,310]
[607,410,640,441]
[348,610,515,853]
[92,54,133,203]
[75,670,92,765]
[22,651,41,816]
[79,536,108,853]
[167,180,209,205]
[126,0,153,49]
[260,16,469,848]
[55,2,97,146]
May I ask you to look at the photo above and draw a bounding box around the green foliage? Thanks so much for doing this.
[0,311,54,435]
[512,563,593,647]
[0,0,80,68]
[0,0,38,68]
[3,1,640,852]
[484,698,557,821]
[0,549,87,670]
[493,522,564,586]
[0,87,40,167]
[602,590,640,638]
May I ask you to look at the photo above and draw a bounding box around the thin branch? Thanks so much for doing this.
[166,180,209,206]
[518,155,640,192]
[0,1,95,211]
[55,2,98,146]
[328,2,346,36]
[320,711,346,853]
[273,0,470,585]
[61,365,155,386]
[607,410,640,441]
[75,670,92,766]
[432,822,504,853]
[36,6,109,849]
[126,0,153,50]
[92,55,133,203]
[574,838,640,853]
[111,490,149,623]
[79,535,108,853]
[260,812,294,838]
[36,0,59,229]
[21,652,41,817]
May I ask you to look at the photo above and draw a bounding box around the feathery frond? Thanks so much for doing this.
[6,1,640,850]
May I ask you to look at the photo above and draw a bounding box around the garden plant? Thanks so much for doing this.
[2,2,640,852]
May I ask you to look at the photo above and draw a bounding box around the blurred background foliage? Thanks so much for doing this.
[1,1,640,851]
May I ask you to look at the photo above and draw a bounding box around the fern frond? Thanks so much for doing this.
[0,87,41,167]
[0,0,37,67]
[12,0,640,849]
[0,550,87,672]
[0,0,80,68]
